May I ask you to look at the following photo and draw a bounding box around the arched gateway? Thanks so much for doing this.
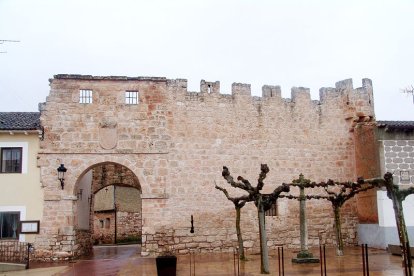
[76,162,142,249]
[36,155,153,259]
[34,74,377,261]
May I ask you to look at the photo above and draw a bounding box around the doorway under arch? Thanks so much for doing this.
[74,162,142,254]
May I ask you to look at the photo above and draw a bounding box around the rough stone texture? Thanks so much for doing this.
[35,75,376,259]
[92,185,141,245]
[354,124,380,223]
[91,163,140,194]
[93,212,115,244]
[75,229,92,257]
[117,211,142,241]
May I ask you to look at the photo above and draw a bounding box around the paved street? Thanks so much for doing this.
[1,245,409,275]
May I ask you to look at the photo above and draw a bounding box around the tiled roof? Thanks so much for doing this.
[0,112,41,130]
[377,120,414,131]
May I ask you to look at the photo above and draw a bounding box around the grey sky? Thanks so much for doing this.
[0,0,413,120]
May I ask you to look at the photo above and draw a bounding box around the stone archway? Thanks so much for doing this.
[74,162,142,255]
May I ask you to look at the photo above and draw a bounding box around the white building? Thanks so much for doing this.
[0,112,43,243]
[359,121,414,248]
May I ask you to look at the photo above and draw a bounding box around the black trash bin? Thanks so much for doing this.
[156,255,177,276]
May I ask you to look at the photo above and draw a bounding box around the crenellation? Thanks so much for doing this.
[200,80,220,93]
[231,82,251,96]
[362,78,372,91]
[291,87,311,103]
[262,85,281,98]
[335,78,353,91]
[319,87,338,103]
[167,79,188,96]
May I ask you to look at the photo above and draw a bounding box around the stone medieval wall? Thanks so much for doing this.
[36,75,375,259]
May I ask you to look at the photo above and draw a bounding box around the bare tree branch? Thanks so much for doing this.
[256,164,269,191]
[222,166,253,192]
[215,183,251,206]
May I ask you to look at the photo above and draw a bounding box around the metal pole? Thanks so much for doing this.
[320,245,323,276]
[114,185,117,244]
[26,243,31,269]
[237,247,240,276]
[362,244,366,276]
[233,248,237,276]
[278,247,281,276]
[365,244,369,276]
[323,245,326,276]
[190,250,192,276]
[189,250,196,276]
[407,242,412,276]
[282,246,284,276]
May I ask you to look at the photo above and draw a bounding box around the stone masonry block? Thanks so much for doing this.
[384,141,396,146]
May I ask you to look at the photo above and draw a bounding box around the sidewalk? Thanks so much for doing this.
[1,245,408,275]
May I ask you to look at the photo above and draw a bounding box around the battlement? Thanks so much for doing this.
[50,74,374,117]
[291,87,311,102]
[167,77,372,105]
[200,80,220,93]
[177,77,374,120]
[232,83,251,96]
[52,74,372,104]
[262,85,281,98]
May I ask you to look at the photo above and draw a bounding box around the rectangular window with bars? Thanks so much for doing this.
[265,202,278,216]
[1,147,22,173]
[125,91,138,105]
[79,89,93,104]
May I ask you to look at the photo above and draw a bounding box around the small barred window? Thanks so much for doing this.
[79,89,93,104]
[125,91,138,105]
[265,202,278,216]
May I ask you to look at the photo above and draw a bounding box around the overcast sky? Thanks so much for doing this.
[0,0,413,120]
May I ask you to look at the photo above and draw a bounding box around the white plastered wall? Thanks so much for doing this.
[378,191,414,227]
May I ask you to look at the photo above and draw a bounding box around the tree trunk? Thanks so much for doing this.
[391,194,412,268]
[235,206,246,260]
[333,206,344,256]
[258,196,270,274]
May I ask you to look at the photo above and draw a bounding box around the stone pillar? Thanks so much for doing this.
[292,174,319,263]
[299,185,308,253]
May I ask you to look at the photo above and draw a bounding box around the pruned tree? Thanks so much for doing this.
[364,173,414,271]
[215,183,250,260]
[320,178,375,256]
[221,164,290,274]
[280,174,337,260]
[281,175,377,256]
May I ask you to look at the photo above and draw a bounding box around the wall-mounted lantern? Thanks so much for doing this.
[57,164,67,190]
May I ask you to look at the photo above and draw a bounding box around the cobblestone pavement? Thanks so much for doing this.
[1,245,409,275]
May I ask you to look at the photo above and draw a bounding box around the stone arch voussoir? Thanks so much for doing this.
[71,155,148,196]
